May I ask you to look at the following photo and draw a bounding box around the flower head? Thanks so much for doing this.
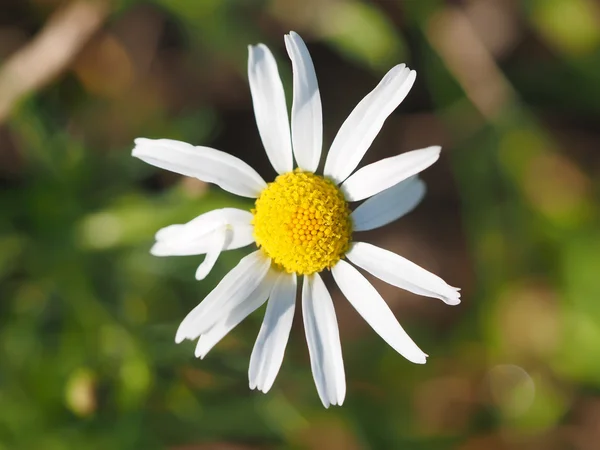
[133,31,460,407]
[253,170,352,274]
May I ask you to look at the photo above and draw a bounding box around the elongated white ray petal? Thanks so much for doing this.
[331,260,428,364]
[302,273,346,408]
[151,224,253,257]
[194,226,227,280]
[249,272,297,393]
[341,146,440,202]
[156,208,252,243]
[132,138,266,198]
[248,44,293,174]
[175,251,271,343]
[151,209,254,257]
[346,242,461,305]
[285,31,322,172]
[323,65,416,184]
[194,273,275,359]
[351,176,426,231]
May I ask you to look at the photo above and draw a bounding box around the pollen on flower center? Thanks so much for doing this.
[252,170,352,275]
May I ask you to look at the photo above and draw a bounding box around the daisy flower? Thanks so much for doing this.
[133,31,460,407]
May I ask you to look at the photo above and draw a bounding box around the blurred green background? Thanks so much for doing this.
[1,0,599,449]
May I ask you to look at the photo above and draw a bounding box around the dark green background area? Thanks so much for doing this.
[1,0,599,449]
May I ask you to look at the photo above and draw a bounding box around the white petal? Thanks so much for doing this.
[150,208,254,257]
[248,44,293,174]
[323,65,416,184]
[132,138,266,198]
[346,242,461,305]
[302,273,346,408]
[151,225,254,257]
[285,31,322,172]
[175,251,271,343]
[351,176,426,232]
[331,260,428,364]
[194,273,275,359]
[341,146,441,202]
[249,272,297,393]
[194,226,227,280]
[156,208,252,243]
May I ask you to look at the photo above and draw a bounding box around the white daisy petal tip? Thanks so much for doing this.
[194,344,208,359]
[284,30,299,44]
[445,288,461,305]
[249,372,276,393]
[131,138,150,160]
[132,137,152,152]
[428,145,442,157]
[149,242,166,256]
[407,351,429,365]
[174,318,203,345]
[321,396,344,408]
[195,267,209,281]
[250,383,268,394]
[193,227,227,280]
[439,288,461,306]
[253,375,277,394]
[131,137,168,160]
[326,393,346,407]
[174,329,188,344]
[413,353,428,365]
[400,347,428,365]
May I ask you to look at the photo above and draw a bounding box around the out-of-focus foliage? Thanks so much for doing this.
[1,0,599,449]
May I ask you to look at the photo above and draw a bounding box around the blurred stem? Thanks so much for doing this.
[0,0,110,123]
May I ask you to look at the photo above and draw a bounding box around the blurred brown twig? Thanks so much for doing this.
[0,0,109,123]
[426,6,516,121]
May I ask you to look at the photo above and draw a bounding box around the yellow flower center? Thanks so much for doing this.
[252,170,352,275]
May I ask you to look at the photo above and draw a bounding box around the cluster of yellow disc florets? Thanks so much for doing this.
[252,170,352,275]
